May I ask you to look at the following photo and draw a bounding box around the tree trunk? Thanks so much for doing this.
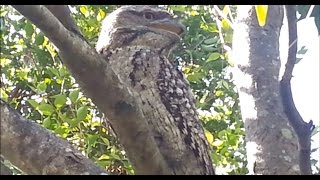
[231,5,300,174]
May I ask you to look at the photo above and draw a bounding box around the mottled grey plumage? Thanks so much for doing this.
[96,5,215,175]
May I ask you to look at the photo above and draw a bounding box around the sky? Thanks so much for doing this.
[280,16,320,172]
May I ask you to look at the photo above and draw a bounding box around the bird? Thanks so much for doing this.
[96,5,215,175]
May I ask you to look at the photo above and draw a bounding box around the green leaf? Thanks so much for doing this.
[77,106,88,120]
[37,82,47,92]
[211,152,219,164]
[205,130,214,144]
[227,134,237,146]
[0,58,11,66]
[27,99,39,108]
[210,59,227,71]
[170,5,186,12]
[17,70,28,80]
[221,80,229,90]
[204,37,218,44]
[59,66,66,77]
[310,159,318,166]
[296,46,309,64]
[215,90,224,97]
[27,84,38,94]
[109,153,121,161]
[69,118,82,127]
[44,78,51,84]
[54,94,67,108]
[97,9,106,21]
[207,53,221,62]
[224,151,230,157]
[48,67,59,76]
[34,48,49,66]
[1,88,8,102]
[187,72,203,82]
[96,160,110,168]
[295,57,303,64]
[87,18,97,27]
[221,19,230,30]
[98,154,110,160]
[224,33,233,43]
[69,89,80,103]
[313,6,320,35]
[54,126,68,138]
[87,134,99,147]
[255,5,269,27]
[207,23,219,33]
[223,5,230,15]
[43,117,51,128]
[201,45,219,52]
[35,34,45,45]
[297,46,308,54]
[311,148,318,153]
[297,5,311,21]
[59,113,72,123]
[80,6,89,17]
[190,10,199,16]
[24,22,34,37]
[184,49,193,59]
[101,137,110,146]
[38,103,54,116]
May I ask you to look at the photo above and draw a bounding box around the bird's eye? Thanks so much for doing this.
[143,12,155,20]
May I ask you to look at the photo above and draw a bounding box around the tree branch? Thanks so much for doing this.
[44,5,86,41]
[1,163,13,175]
[1,157,15,175]
[11,5,171,174]
[0,99,107,175]
[280,5,315,175]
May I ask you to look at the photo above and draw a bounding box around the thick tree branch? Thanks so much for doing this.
[44,6,80,34]
[11,5,171,174]
[1,157,14,175]
[280,5,315,175]
[1,163,13,175]
[0,99,107,175]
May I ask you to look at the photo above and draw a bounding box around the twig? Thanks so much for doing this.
[280,5,315,175]
[212,5,234,30]
[306,5,315,19]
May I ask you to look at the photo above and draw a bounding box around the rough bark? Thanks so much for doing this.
[232,5,300,174]
[9,5,213,175]
[95,6,214,174]
[0,100,107,175]
[280,5,315,175]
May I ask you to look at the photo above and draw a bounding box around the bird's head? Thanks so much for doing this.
[96,5,186,53]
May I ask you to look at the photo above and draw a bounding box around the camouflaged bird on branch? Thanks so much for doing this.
[96,5,215,175]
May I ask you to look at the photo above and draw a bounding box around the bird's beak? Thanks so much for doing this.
[148,18,186,37]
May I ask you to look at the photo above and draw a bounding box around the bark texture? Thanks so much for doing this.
[0,100,107,175]
[9,5,214,175]
[96,6,214,174]
[232,5,300,174]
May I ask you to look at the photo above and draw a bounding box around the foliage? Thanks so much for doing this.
[297,5,320,35]
[1,5,247,174]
